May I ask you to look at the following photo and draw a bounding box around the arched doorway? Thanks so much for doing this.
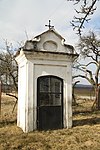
[37,76,63,130]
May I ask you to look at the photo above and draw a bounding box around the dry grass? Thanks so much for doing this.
[0,93,100,150]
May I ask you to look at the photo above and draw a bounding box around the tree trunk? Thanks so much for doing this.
[92,85,100,110]
[0,81,1,115]
[96,85,100,110]
[72,81,80,106]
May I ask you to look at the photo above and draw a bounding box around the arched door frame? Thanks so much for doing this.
[37,75,63,130]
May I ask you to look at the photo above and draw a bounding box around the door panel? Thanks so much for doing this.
[37,76,63,130]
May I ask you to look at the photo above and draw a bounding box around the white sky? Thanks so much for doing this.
[0,0,100,49]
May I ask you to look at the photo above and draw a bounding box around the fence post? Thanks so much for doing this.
[0,81,1,115]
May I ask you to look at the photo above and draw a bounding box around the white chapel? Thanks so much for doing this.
[15,26,78,133]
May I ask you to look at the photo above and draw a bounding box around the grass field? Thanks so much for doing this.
[0,93,100,150]
[74,87,95,98]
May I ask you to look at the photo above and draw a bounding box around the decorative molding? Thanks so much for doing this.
[43,40,57,51]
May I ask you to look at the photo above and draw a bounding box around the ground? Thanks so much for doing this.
[0,93,100,150]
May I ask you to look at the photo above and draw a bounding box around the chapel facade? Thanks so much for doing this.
[16,27,78,132]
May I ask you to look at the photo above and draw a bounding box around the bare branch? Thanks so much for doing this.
[86,61,99,67]
[6,93,18,113]
[73,74,96,86]
[70,0,98,35]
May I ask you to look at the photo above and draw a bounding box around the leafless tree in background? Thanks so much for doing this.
[0,40,18,112]
[0,40,18,91]
[73,31,100,109]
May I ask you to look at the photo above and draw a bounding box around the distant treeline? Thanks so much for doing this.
[75,84,93,89]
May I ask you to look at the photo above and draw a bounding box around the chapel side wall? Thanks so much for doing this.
[66,62,72,128]
[26,61,34,132]
[17,62,27,132]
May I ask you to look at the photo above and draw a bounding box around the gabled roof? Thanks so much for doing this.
[15,28,78,58]
[34,28,65,40]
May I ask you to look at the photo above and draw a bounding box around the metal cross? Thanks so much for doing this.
[45,20,54,30]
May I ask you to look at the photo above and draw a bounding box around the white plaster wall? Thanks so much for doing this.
[66,64,73,128]
[26,61,34,132]
[17,63,26,132]
[17,60,34,132]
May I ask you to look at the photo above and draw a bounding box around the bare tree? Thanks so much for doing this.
[69,0,99,35]
[73,31,100,109]
[0,40,18,112]
[0,40,18,92]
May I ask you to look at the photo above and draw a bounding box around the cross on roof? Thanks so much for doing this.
[45,20,54,30]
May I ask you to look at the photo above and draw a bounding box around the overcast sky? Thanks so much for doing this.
[0,0,100,49]
[0,0,100,84]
